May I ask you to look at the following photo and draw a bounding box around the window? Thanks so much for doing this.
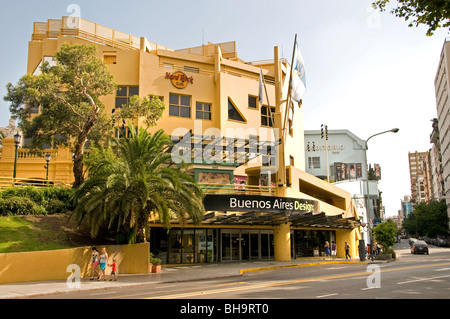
[103,52,117,64]
[196,102,212,120]
[115,86,139,108]
[308,157,320,169]
[184,66,199,73]
[261,105,275,127]
[228,98,246,122]
[248,95,257,109]
[169,93,191,118]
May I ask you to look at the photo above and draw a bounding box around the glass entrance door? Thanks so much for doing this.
[221,230,274,261]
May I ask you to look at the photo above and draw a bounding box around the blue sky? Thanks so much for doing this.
[0,0,448,217]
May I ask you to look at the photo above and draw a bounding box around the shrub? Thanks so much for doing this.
[46,199,69,214]
[0,187,75,215]
[0,196,46,216]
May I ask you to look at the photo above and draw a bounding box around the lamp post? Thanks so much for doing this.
[364,128,399,261]
[13,132,22,181]
[44,153,51,183]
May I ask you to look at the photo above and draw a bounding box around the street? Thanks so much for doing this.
[33,239,450,300]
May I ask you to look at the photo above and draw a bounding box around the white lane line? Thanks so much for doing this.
[397,274,450,285]
[316,293,338,298]
[434,268,450,272]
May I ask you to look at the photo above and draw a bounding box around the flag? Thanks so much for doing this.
[290,37,306,103]
[258,67,264,109]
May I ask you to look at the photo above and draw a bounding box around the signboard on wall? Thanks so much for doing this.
[203,194,318,214]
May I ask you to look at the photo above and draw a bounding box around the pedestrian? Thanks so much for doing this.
[90,247,99,280]
[109,258,117,281]
[345,242,351,259]
[324,241,330,260]
[331,241,337,260]
[98,247,109,281]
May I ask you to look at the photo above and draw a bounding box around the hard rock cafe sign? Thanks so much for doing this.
[165,71,194,89]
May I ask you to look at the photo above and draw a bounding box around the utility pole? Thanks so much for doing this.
[321,124,329,181]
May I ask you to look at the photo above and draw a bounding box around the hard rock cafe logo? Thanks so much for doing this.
[165,71,194,89]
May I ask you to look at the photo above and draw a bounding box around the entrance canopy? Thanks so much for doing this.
[200,194,360,229]
[201,211,359,229]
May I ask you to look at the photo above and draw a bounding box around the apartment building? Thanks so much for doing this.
[434,39,450,226]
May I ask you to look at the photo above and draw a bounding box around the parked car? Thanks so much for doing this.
[437,238,449,247]
[411,240,429,254]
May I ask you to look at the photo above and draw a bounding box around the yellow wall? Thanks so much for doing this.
[0,242,149,284]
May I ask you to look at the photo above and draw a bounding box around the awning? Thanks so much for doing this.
[167,130,281,166]
[200,210,360,229]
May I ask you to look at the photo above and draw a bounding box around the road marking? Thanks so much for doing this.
[142,262,450,299]
[434,268,450,272]
[316,293,338,298]
[397,274,450,285]
[90,291,117,296]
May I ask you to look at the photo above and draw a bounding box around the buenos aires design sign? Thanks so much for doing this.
[203,194,318,214]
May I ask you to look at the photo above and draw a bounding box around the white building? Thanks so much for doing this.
[304,129,382,245]
[434,39,450,228]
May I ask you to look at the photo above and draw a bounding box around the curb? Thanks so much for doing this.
[239,260,371,275]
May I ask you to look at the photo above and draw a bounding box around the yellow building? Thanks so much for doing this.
[0,16,362,263]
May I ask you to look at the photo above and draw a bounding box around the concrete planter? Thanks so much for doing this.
[374,253,392,261]
[151,265,161,273]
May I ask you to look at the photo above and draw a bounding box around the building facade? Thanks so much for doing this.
[304,129,382,245]
[430,118,445,201]
[408,151,433,204]
[0,16,362,263]
[434,40,450,227]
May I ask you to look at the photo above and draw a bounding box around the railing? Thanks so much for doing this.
[0,176,72,189]
[17,149,58,160]
[199,183,275,196]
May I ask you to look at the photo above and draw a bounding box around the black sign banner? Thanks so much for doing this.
[203,194,318,214]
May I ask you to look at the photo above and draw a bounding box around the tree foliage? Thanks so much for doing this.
[373,0,450,36]
[70,125,205,244]
[402,199,449,237]
[373,219,398,250]
[4,44,165,188]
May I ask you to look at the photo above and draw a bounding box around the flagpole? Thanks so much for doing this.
[282,33,298,143]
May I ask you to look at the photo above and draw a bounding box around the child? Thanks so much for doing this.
[109,258,117,281]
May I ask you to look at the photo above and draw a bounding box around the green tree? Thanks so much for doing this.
[70,125,205,244]
[373,0,450,36]
[404,199,449,237]
[373,220,397,251]
[4,44,164,188]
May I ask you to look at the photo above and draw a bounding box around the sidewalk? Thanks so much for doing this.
[0,257,374,299]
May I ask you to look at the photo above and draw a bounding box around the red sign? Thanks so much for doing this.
[165,71,194,89]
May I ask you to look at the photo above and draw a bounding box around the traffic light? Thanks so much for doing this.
[321,124,328,140]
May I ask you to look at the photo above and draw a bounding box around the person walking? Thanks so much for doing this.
[90,247,99,280]
[324,241,330,260]
[98,247,109,281]
[331,241,337,261]
[109,258,117,281]
[345,242,351,259]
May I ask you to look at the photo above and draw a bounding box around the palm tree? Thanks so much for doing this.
[70,125,204,244]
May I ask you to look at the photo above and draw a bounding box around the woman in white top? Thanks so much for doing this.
[98,247,108,281]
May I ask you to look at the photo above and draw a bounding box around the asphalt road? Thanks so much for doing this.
[33,239,450,300]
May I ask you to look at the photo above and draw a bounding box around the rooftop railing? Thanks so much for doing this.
[31,17,172,52]
[199,183,275,196]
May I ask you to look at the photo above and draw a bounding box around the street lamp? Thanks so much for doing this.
[44,153,51,183]
[364,128,399,261]
[13,132,22,180]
